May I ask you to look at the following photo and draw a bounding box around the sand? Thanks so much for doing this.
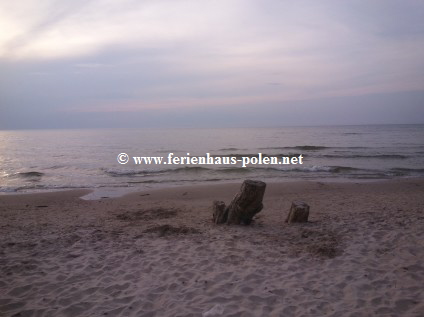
[0,179,423,317]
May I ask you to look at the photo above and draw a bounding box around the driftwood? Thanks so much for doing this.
[286,201,310,223]
[212,200,227,224]
[213,180,266,225]
[226,180,266,225]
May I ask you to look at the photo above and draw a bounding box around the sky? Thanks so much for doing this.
[1,0,424,129]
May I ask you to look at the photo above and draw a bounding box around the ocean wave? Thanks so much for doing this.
[103,169,164,177]
[388,168,424,176]
[212,153,302,158]
[278,165,361,173]
[128,177,234,184]
[17,171,44,177]
[218,167,252,173]
[328,166,361,173]
[218,147,247,151]
[293,146,330,151]
[258,145,329,151]
[170,166,210,173]
[103,166,211,177]
[3,184,90,192]
[391,167,424,172]
[106,165,375,177]
[258,145,369,151]
[235,165,387,178]
[219,165,363,174]
[46,165,66,170]
[127,180,162,184]
[322,154,409,159]
[6,171,45,180]
[0,187,18,193]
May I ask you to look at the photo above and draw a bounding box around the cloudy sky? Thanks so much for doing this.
[1,0,423,129]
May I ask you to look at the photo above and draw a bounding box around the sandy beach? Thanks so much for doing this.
[1,179,423,317]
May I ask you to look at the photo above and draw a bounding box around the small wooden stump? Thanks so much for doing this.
[286,201,310,223]
[226,180,266,225]
[212,200,227,224]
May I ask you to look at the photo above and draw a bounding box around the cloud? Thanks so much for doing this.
[0,0,423,128]
[0,0,248,59]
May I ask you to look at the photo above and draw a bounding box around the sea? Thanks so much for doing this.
[1,124,423,197]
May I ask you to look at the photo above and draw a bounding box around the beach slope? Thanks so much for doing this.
[1,180,423,316]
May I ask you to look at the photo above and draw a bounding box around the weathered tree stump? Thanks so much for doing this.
[286,201,310,223]
[212,200,227,224]
[225,180,266,225]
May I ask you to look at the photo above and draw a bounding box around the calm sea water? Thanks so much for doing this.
[1,125,423,195]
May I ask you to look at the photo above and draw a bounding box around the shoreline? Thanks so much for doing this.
[1,179,423,316]
[1,176,422,200]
